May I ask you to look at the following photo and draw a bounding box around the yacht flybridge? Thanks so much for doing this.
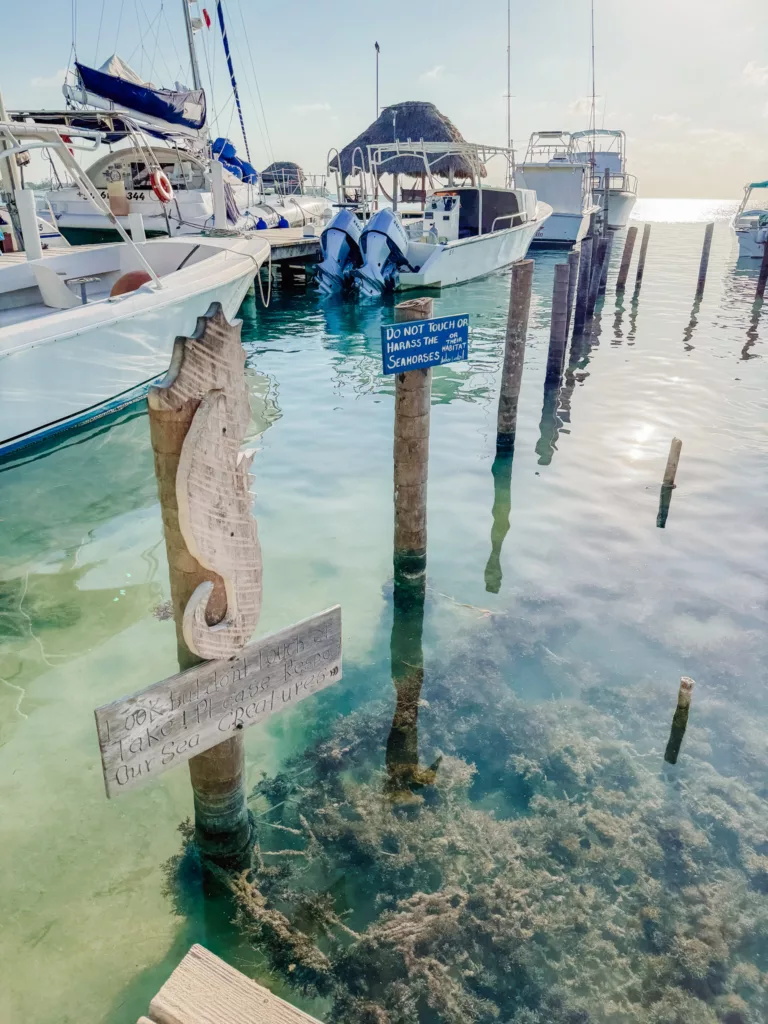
[571,129,638,229]
[517,131,600,247]
[317,140,551,296]
[732,180,768,260]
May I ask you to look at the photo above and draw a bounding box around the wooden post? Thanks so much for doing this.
[756,238,768,300]
[695,222,714,300]
[572,236,593,336]
[393,297,433,579]
[147,304,255,864]
[635,223,651,291]
[663,437,682,488]
[566,249,580,329]
[616,226,638,291]
[496,259,534,454]
[587,237,608,318]
[392,172,399,212]
[603,165,611,233]
[545,263,571,386]
[598,230,613,295]
[664,676,695,765]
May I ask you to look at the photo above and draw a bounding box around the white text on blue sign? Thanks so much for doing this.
[381,314,470,375]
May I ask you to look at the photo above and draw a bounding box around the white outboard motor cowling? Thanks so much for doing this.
[316,208,363,293]
[356,208,411,295]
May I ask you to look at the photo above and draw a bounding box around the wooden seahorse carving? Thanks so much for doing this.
[177,389,262,659]
[148,302,262,660]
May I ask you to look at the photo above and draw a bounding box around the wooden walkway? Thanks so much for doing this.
[138,944,323,1024]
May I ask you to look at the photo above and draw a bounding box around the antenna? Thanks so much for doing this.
[590,0,596,168]
[506,0,512,187]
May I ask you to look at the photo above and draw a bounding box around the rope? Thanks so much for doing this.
[94,0,106,62]
[232,0,276,168]
[257,245,272,308]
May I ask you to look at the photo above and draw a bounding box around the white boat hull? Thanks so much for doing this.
[0,237,268,457]
[398,204,552,290]
[593,189,637,229]
[733,223,767,259]
[529,210,594,248]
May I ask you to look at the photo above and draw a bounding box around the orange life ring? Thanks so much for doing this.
[151,169,173,204]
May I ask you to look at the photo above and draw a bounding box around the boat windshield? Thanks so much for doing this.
[740,183,768,214]
[86,147,206,191]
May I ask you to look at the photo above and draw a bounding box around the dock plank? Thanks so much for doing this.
[147,944,323,1024]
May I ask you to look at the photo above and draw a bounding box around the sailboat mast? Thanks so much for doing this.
[182,0,203,92]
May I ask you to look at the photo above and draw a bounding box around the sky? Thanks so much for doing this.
[2,0,767,197]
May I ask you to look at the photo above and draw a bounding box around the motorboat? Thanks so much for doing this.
[571,129,638,229]
[0,121,269,459]
[318,140,551,295]
[517,131,600,247]
[732,180,768,260]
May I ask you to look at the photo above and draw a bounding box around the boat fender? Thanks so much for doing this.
[110,270,152,298]
[256,218,268,230]
[151,170,173,204]
[277,216,290,228]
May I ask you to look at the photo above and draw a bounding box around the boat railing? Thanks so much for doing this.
[490,212,524,232]
[592,171,638,196]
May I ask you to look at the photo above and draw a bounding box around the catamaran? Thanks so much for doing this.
[0,121,269,459]
[732,180,768,260]
[571,129,638,229]
[318,139,551,295]
[517,132,600,247]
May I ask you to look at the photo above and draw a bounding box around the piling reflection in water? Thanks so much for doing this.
[741,297,763,360]
[682,297,701,352]
[484,451,514,593]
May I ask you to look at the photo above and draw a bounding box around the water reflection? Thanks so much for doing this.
[682,297,701,351]
[741,298,763,360]
[484,452,514,593]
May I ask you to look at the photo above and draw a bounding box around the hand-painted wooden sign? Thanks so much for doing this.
[94,605,341,797]
[381,312,469,375]
[149,302,263,660]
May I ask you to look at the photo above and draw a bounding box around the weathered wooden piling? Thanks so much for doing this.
[572,236,594,336]
[602,165,611,234]
[394,297,433,578]
[495,259,534,453]
[148,306,252,864]
[757,239,768,300]
[616,226,638,291]
[663,437,683,488]
[635,223,651,291]
[695,222,715,300]
[587,237,608,318]
[664,676,695,765]
[566,249,580,328]
[545,263,571,385]
[598,230,614,295]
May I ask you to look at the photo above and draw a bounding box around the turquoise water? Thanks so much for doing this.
[1,199,767,1023]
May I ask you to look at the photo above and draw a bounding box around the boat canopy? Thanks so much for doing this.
[748,180,768,189]
[75,58,206,132]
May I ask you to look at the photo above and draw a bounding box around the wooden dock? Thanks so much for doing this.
[138,944,323,1024]
[258,227,321,265]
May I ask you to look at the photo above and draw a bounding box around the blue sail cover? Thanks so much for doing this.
[75,62,206,131]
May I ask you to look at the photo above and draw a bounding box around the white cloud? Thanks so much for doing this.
[652,113,690,126]
[292,102,331,114]
[567,95,603,117]
[419,65,444,81]
[31,68,68,88]
[741,61,768,88]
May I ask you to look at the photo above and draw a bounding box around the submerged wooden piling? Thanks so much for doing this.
[394,297,433,578]
[664,676,695,765]
[587,237,608,318]
[496,260,534,453]
[545,263,571,385]
[757,239,768,300]
[616,226,638,291]
[572,236,594,335]
[695,223,715,300]
[635,223,651,291]
[566,249,580,328]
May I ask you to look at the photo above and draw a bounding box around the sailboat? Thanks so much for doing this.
[34,2,330,243]
[732,180,768,260]
[0,121,269,459]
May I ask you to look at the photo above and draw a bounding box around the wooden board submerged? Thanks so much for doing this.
[95,606,341,797]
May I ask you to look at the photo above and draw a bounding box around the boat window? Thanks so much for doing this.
[456,188,521,238]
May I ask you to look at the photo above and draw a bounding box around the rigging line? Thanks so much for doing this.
[150,1,165,85]
[94,0,106,61]
[114,0,126,54]
[215,0,252,161]
[71,0,78,58]
[232,0,276,167]
[223,4,274,163]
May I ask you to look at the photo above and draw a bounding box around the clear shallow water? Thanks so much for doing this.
[1,204,767,1023]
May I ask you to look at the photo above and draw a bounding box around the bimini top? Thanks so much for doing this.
[571,129,626,140]
[747,180,768,189]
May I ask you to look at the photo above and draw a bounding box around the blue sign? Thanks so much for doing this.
[381,313,470,375]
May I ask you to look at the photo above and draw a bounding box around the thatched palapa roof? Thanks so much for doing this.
[261,160,305,191]
[330,101,482,179]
